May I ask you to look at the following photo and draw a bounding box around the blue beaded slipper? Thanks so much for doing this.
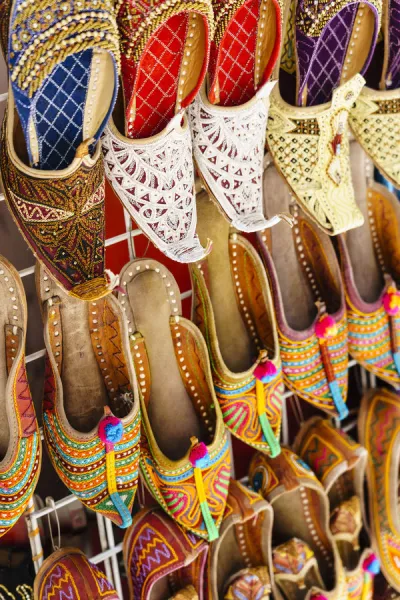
[7,0,119,170]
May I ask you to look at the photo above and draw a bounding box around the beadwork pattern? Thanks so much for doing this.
[0,127,109,300]
[350,88,400,187]
[267,75,365,235]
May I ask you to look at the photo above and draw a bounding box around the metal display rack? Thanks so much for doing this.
[0,61,378,598]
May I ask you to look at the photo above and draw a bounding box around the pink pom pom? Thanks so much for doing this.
[315,314,337,340]
[98,415,123,444]
[383,286,400,316]
[254,360,277,383]
[311,595,328,600]
[189,441,209,468]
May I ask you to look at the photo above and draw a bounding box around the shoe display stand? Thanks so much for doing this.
[0,55,379,598]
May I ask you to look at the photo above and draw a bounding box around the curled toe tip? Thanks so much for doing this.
[231,213,285,233]
[165,238,212,264]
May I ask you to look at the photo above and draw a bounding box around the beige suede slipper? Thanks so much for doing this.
[118,259,231,541]
[190,192,284,458]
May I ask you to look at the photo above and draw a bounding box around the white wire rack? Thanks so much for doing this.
[0,78,379,598]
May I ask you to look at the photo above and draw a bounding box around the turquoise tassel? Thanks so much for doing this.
[329,380,348,420]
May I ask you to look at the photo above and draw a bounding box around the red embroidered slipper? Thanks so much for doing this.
[102,0,213,263]
[189,0,290,233]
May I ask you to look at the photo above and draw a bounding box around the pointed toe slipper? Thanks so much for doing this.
[37,263,140,528]
[102,0,213,263]
[338,141,400,386]
[294,417,379,600]
[358,388,400,593]
[267,0,382,234]
[118,258,231,541]
[249,447,347,600]
[123,506,208,600]
[0,256,41,538]
[0,0,120,300]
[190,192,284,457]
[189,0,290,233]
[258,163,349,420]
[207,479,274,600]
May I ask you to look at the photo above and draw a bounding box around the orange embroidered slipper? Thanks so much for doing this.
[36,263,140,529]
[294,417,380,600]
[0,256,41,538]
[190,192,284,457]
[102,0,213,263]
[34,547,119,600]
[338,141,400,387]
[123,506,208,600]
[257,162,349,420]
[358,387,400,594]
[189,0,292,233]
[118,259,231,541]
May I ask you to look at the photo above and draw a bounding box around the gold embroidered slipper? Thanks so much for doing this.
[294,417,380,600]
[36,263,140,529]
[257,163,349,420]
[123,506,208,600]
[118,259,231,541]
[266,0,383,235]
[0,256,41,538]
[206,479,273,600]
[358,387,400,593]
[338,141,400,386]
[249,447,347,600]
[189,192,284,458]
[102,0,213,263]
[0,0,120,301]
[349,0,400,187]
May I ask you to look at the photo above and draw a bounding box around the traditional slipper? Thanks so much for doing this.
[102,0,213,263]
[118,258,231,541]
[189,0,291,233]
[123,506,208,600]
[338,141,400,387]
[294,417,380,600]
[33,547,119,599]
[267,0,382,235]
[36,263,140,529]
[0,256,41,539]
[257,162,349,420]
[190,192,284,457]
[358,387,400,593]
[249,447,347,600]
[206,479,273,600]
[349,0,400,187]
[7,0,119,171]
[0,0,120,301]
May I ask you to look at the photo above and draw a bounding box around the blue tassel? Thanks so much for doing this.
[329,380,348,420]
[393,351,400,377]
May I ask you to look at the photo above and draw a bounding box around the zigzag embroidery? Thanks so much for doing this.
[10,191,74,223]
